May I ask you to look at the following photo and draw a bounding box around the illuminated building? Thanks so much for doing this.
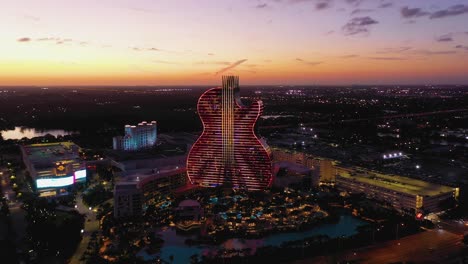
[273,161,319,189]
[113,121,157,151]
[335,167,459,215]
[271,148,338,183]
[114,166,186,218]
[21,142,87,197]
[187,76,272,190]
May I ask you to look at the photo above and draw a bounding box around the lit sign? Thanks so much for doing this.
[37,176,74,188]
[74,169,87,180]
[416,212,423,220]
[55,162,67,176]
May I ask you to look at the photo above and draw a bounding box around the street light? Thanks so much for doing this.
[89,207,92,211]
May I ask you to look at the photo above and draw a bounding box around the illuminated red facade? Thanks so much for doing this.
[187,76,272,190]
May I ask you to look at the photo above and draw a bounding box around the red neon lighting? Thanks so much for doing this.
[187,76,272,190]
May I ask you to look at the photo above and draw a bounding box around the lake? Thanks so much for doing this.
[141,213,366,264]
[0,127,77,140]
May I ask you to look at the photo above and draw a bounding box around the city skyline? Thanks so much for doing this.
[2,0,468,85]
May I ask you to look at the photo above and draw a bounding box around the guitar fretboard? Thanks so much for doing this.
[221,76,237,173]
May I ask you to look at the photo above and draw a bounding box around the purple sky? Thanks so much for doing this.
[1,0,468,85]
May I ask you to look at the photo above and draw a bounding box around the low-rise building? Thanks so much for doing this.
[335,167,459,215]
[273,161,319,189]
[271,148,337,183]
[20,142,87,197]
[176,199,203,221]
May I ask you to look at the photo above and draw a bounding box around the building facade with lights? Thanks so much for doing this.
[113,166,186,218]
[21,142,87,197]
[187,76,272,190]
[271,148,338,183]
[335,167,459,215]
[113,121,157,151]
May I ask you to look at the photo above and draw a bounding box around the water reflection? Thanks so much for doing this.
[0,126,76,140]
[153,214,365,264]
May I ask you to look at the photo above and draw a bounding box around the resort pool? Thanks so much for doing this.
[153,213,366,264]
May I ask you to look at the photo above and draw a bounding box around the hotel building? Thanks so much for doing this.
[113,121,157,151]
[271,148,338,183]
[187,76,272,190]
[113,167,186,218]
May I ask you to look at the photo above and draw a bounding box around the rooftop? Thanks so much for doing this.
[337,167,455,197]
[22,142,82,168]
[120,166,186,187]
[274,161,311,174]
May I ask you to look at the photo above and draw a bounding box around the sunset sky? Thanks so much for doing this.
[1,0,468,85]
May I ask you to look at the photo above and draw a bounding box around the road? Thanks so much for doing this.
[0,167,28,255]
[69,193,100,264]
[438,219,468,236]
[295,229,465,264]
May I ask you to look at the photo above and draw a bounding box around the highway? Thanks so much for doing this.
[295,229,465,264]
[259,108,468,129]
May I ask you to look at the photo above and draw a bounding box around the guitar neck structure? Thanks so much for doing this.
[187,76,273,190]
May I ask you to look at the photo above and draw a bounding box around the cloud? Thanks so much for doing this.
[339,54,359,58]
[153,60,179,65]
[17,37,31,42]
[194,61,231,65]
[132,47,160,52]
[342,16,378,36]
[350,9,374,16]
[377,46,412,54]
[436,34,453,42]
[31,37,87,46]
[345,0,364,7]
[367,57,407,60]
[377,47,455,56]
[255,3,268,9]
[401,7,429,18]
[378,2,393,8]
[430,5,468,19]
[296,58,323,66]
[316,2,331,10]
[215,59,248,75]
[244,64,258,68]
[455,45,468,51]
[289,0,316,3]
[23,15,40,21]
[412,50,456,55]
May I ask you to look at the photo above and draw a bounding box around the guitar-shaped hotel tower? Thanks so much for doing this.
[187,76,273,190]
